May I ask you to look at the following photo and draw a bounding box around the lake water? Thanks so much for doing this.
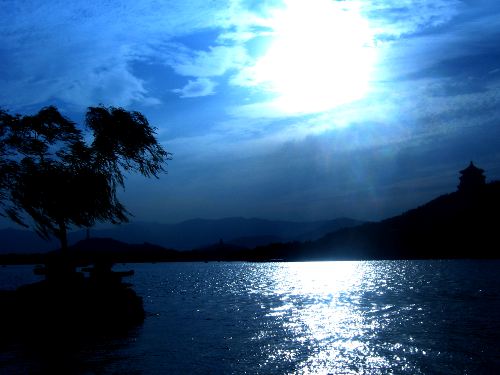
[1,260,500,374]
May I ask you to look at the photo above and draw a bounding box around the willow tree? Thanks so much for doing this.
[0,106,171,252]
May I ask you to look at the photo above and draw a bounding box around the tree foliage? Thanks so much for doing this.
[0,105,171,249]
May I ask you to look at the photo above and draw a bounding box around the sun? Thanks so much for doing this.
[251,0,376,114]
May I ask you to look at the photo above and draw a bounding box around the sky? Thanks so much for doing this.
[1,0,500,225]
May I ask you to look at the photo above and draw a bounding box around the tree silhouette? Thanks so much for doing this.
[0,105,171,252]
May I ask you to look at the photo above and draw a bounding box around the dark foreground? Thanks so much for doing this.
[0,265,144,344]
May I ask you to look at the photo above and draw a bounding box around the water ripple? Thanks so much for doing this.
[2,260,500,374]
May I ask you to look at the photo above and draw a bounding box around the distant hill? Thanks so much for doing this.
[228,235,283,248]
[2,182,498,263]
[67,238,180,263]
[90,217,362,250]
[251,181,500,261]
[0,217,362,253]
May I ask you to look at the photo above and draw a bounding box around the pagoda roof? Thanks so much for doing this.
[460,161,484,174]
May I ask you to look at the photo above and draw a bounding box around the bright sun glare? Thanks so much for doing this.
[253,0,376,114]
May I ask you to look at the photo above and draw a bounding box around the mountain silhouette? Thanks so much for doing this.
[1,164,498,262]
[0,217,362,253]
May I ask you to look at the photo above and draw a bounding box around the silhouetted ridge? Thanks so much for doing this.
[234,162,498,261]
[294,180,500,260]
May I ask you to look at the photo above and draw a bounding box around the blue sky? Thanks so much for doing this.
[1,0,500,224]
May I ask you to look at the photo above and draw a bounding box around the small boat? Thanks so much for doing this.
[33,265,47,275]
[115,270,135,277]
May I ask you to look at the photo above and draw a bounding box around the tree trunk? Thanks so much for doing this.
[45,220,74,281]
[59,220,68,252]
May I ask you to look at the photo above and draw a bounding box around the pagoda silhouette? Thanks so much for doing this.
[457,161,486,192]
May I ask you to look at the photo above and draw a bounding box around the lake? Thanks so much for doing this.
[1,260,499,374]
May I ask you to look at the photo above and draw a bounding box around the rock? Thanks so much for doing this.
[0,272,145,342]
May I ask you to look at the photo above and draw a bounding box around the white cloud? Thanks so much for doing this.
[2,0,499,144]
[172,78,217,98]
[160,44,250,78]
[364,0,463,40]
[0,0,251,110]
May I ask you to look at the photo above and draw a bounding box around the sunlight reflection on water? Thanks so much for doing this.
[2,260,500,374]
[90,260,500,374]
[238,260,485,374]
[253,262,388,374]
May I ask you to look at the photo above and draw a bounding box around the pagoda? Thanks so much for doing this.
[457,161,486,192]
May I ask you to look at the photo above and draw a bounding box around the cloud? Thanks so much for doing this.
[3,0,500,146]
[0,52,160,109]
[0,0,251,110]
[372,1,500,80]
[159,44,250,78]
[172,78,217,98]
[364,0,463,40]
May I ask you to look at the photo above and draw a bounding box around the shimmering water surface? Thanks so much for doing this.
[1,260,500,374]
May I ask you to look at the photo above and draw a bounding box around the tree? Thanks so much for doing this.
[0,105,171,252]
